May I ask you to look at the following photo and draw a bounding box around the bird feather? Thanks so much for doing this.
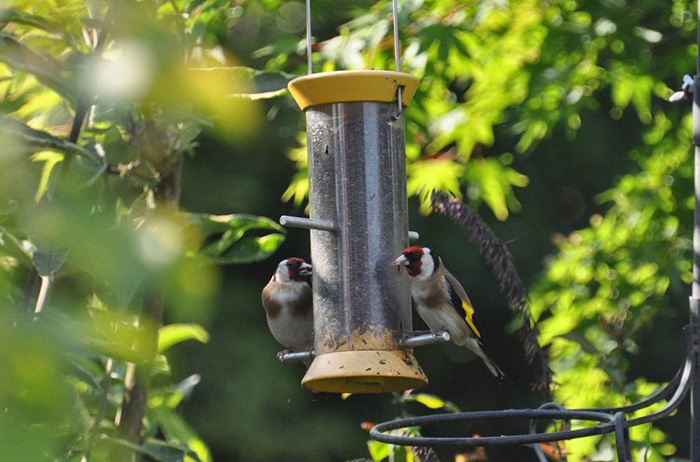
[443,273,481,340]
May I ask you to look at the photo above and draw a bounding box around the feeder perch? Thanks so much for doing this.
[283,70,430,393]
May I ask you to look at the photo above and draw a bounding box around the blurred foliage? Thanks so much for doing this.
[0,0,287,460]
[2,0,700,461]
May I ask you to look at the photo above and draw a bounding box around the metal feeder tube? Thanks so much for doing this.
[288,70,427,393]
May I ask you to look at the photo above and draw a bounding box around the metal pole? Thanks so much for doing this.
[690,1,700,458]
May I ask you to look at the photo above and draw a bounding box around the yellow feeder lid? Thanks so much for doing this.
[288,70,419,110]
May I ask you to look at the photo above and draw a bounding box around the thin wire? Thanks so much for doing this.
[392,0,400,71]
[392,0,403,119]
[306,0,312,74]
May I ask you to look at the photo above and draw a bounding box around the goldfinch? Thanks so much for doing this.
[261,258,313,362]
[392,246,506,379]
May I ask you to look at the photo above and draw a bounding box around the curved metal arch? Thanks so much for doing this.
[369,351,693,449]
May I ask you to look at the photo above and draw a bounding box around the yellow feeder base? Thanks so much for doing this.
[302,350,428,394]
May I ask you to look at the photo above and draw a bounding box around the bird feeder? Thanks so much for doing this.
[284,70,427,394]
[278,0,451,394]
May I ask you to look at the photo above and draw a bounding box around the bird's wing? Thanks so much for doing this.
[290,283,313,318]
[261,282,282,318]
[443,272,481,340]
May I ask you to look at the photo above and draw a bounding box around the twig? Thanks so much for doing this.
[82,358,115,462]
[115,156,182,461]
[33,275,51,315]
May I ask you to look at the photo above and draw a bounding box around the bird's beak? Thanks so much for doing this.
[392,255,408,267]
[298,263,312,277]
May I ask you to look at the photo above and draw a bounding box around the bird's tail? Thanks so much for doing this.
[481,354,508,382]
[467,339,508,382]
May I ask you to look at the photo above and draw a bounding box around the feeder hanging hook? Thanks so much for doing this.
[304,0,406,119]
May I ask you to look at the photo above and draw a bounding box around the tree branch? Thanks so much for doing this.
[114,155,183,461]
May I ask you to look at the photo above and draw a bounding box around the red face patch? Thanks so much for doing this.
[285,258,309,281]
[402,247,424,277]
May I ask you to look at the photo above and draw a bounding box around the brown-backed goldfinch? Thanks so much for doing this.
[392,246,506,379]
[261,258,313,362]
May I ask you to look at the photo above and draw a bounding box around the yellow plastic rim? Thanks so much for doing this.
[301,349,428,394]
[288,70,419,110]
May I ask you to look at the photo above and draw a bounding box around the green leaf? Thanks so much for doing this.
[188,213,284,235]
[401,393,461,413]
[205,234,285,264]
[106,437,202,462]
[158,324,210,353]
[31,242,67,277]
[187,213,286,265]
[0,115,106,167]
[165,375,201,409]
[152,407,210,462]
[407,157,464,215]
[367,440,390,461]
[189,66,293,99]
[30,150,63,201]
[0,9,68,37]
[0,31,73,101]
[413,394,446,409]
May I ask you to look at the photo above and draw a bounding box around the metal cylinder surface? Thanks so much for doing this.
[288,71,427,393]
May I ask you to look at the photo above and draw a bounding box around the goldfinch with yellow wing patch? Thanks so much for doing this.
[392,246,506,380]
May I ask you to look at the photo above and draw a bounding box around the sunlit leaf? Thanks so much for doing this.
[192,66,293,99]
[186,213,286,264]
[0,32,73,100]
[30,150,63,201]
[402,393,461,413]
[413,394,445,409]
[158,324,210,353]
[206,234,286,264]
[407,156,464,215]
[0,9,65,34]
[0,115,106,166]
[152,407,210,462]
[367,440,390,461]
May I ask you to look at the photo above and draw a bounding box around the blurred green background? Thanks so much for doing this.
[0,0,697,461]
